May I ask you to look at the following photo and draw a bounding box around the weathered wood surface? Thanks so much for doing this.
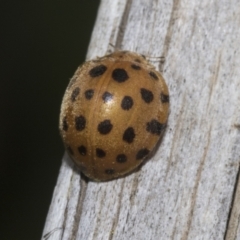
[42,0,240,239]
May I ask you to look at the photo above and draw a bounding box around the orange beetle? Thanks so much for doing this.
[59,51,169,181]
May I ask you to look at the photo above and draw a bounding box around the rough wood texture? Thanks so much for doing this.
[42,0,240,239]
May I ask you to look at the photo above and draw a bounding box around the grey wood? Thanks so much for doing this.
[42,0,240,239]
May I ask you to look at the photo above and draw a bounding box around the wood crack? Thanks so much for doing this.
[70,174,88,240]
[115,0,133,49]
[59,169,75,240]
[162,0,180,59]
[108,179,126,240]
[181,124,212,240]
[224,163,240,240]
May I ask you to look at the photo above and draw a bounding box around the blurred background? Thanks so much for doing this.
[0,1,100,239]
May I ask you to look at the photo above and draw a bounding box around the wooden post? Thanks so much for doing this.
[42,0,240,239]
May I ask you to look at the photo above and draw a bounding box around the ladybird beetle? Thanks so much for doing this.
[59,51,169,181]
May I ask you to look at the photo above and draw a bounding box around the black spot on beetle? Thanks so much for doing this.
[136,148,150,160]
[71,87,80,102]
[141,88,154,103]
[146,119,165,135]
[96,148,106,158]
[131,64,141,70]
[123,127,135,143]
[63,116,68,131]
[85,89,94,100]
[121,96,133,110]
[89,65,107,77]
[160,93,169,103]
[149,71,159,80]
[78,145,87,156]
[75,115,86,131]
[112,68,129,82]
[102,92,113,103]
[98,120,113,134]
[116,154,127,163]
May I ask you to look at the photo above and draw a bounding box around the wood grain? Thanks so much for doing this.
[42,0,240,239]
